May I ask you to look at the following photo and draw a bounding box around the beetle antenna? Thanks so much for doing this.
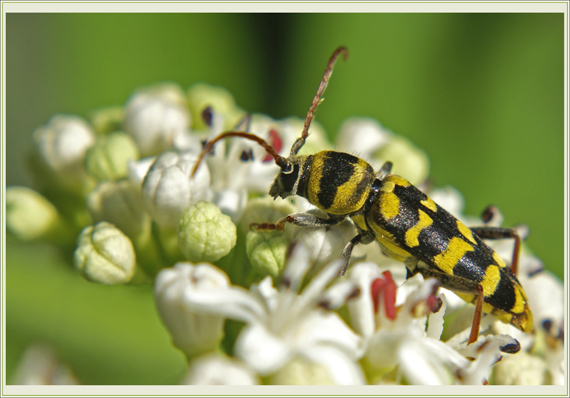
[191,131,288,178]
[290,46,348,156]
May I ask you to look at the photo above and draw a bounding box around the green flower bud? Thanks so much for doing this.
[375,134,429,186]
[187,83,245,131]
[6,186,74,245]
[178,202,237,263]
[88,106,124,136]
[245,231,289,278]
[85,132,140,181]
[74,222,136,284]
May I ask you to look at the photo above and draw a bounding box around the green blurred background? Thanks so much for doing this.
[5,13,564,384]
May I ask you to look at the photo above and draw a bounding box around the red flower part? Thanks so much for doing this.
[426,294,442,313]
[263,129,282,162]
[370,271,397,320]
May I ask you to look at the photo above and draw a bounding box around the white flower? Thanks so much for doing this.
[347,263,520,385]
[127,156,156,191]
[182,244,366,384]
[124,83,190,157]
[335,117,391,156]
[32,114,96,192]
[181,353,260,385]
[141,151,210,229]
[155,262,230,359]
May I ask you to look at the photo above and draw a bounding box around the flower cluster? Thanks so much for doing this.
[7,81,564,385]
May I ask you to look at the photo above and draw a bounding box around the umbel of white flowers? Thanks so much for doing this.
[6,82,564,385]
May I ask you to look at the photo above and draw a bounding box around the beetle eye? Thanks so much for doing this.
[282,163,294,174]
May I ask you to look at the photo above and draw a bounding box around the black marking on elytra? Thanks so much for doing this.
[487,268,517,312]
[317,152,358,209]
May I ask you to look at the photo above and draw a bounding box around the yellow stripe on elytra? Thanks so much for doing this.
[481,265,501,297]
[493,251,507,268]
[420,197,437,212]
[381,180,395,193]
[388,175,410,187]
[511,286,525,314]
[307,154,325,206]
[328,158,371,214]
[456,220,477,245]
[433,237,475,275]
[379,192,400,220]
[405,209,433,247]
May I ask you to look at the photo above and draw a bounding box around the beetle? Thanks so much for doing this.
[191,46,533,345]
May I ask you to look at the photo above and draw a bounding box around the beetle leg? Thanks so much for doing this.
[469,285,485,345]
[470,226,522,276]
[339,235,364,276]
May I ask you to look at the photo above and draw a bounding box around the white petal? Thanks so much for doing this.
[398,339,451,385]
[234,323,291,375]
[280,242,312,292]
[297,311,363,360]
[294,259,344,313]
[302,345,366,385]
[426,293,447,340]
[183,285,267,324]
[346,262,381,339]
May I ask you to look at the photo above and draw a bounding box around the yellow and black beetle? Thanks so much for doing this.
[192,46,533,346]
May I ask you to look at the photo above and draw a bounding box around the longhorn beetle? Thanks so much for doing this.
[191,46,533,345]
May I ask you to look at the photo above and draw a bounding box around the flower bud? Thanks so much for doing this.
[6,186,74,244]
[87,180,149,241]
[127,156,156,191]
[74,222,136,284]
[178,202,237,263]
[187,83,245,131]
[154,262,230,359]
[31,115,96,193]
[182,354,259,385]
[245,231,289,277]
[375,135,429,186]
[85,132,140,181]
[124,83,190,157]
[88,106,124,136]
[141,151,210,229]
